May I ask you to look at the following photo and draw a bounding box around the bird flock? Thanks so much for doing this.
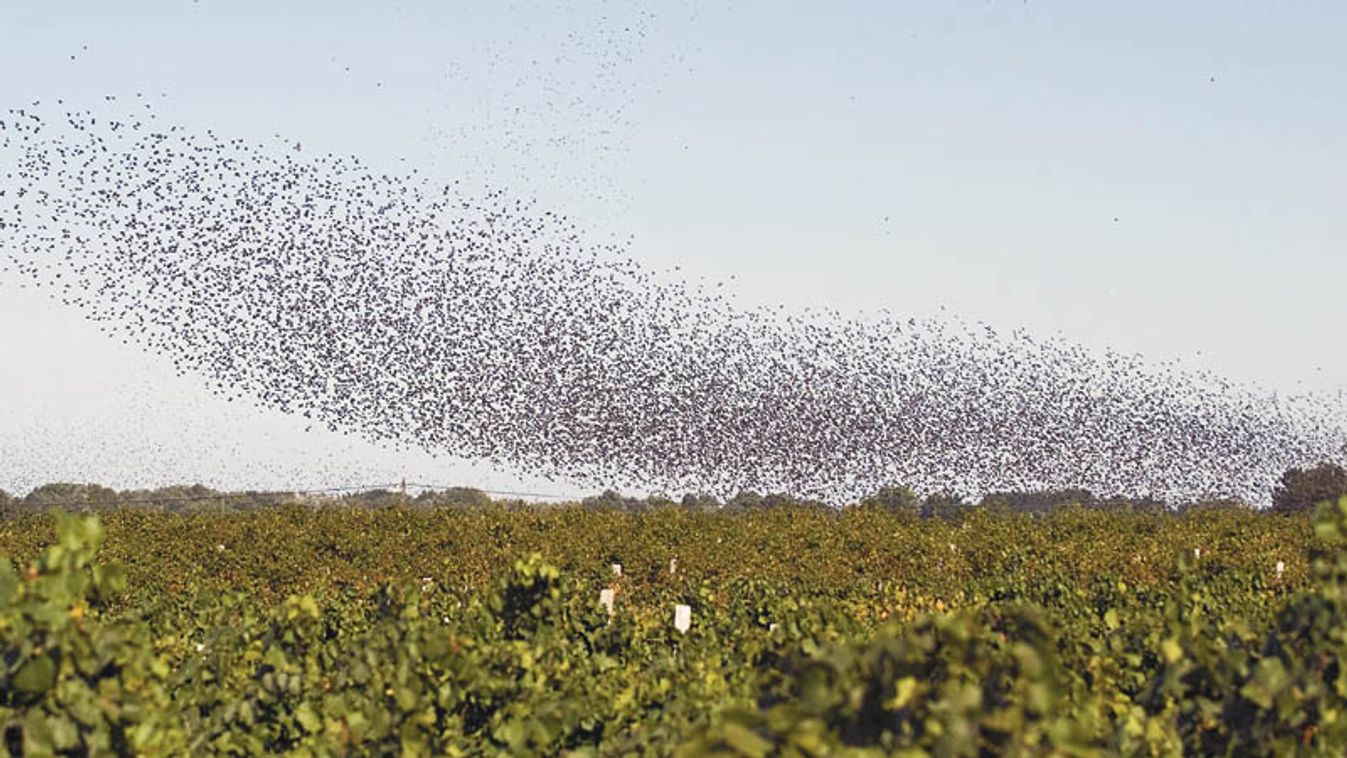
[2,99,1344,505]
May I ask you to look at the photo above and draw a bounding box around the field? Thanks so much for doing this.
[1,495,1345,756]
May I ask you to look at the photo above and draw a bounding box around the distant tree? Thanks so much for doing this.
[1097,495,1170,514]
[415,487,491,509]
[621,497,653,514]
[117,484,222,513]
[229,491,301,511]
[582,490,627,510]
[724,490,765,512]
[345,489,401,508]
[922,491,968,520]
[0,489,12,517]
[23,483,122,512]
[762,493,800,510]
[1272,462,1347,514]
[680,493,721,512]
[860,486,920,515]
[644,493,678,510]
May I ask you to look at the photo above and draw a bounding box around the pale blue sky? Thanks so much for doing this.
[2,2,1344,496]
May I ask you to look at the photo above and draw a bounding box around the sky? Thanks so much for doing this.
[1,1,1345,498]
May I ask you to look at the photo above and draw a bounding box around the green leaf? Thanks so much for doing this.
[48,715,80,751]
[721,722,773,758]
[1160,638,1183,664]
[888,676,920,709]
[295,702,322,733]
[495,719,525,749]
[92,562,127,595]
[1240,658,1289,710]
[0,560,18,605]
[14,654,57,694]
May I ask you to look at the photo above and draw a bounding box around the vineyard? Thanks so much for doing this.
[2,495,1346,756]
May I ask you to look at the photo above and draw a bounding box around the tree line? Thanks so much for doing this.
[2,461,1342,518]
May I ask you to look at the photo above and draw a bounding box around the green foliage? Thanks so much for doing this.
[1175,497,1252,514]
[0,512,183,756]
[0,498,1342,754]
[684,606,1116,756]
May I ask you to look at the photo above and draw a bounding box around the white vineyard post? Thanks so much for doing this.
[599,588,616,617]
[1275,560,1285,580]
[611,562,622,577]
[674,604,692,634]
